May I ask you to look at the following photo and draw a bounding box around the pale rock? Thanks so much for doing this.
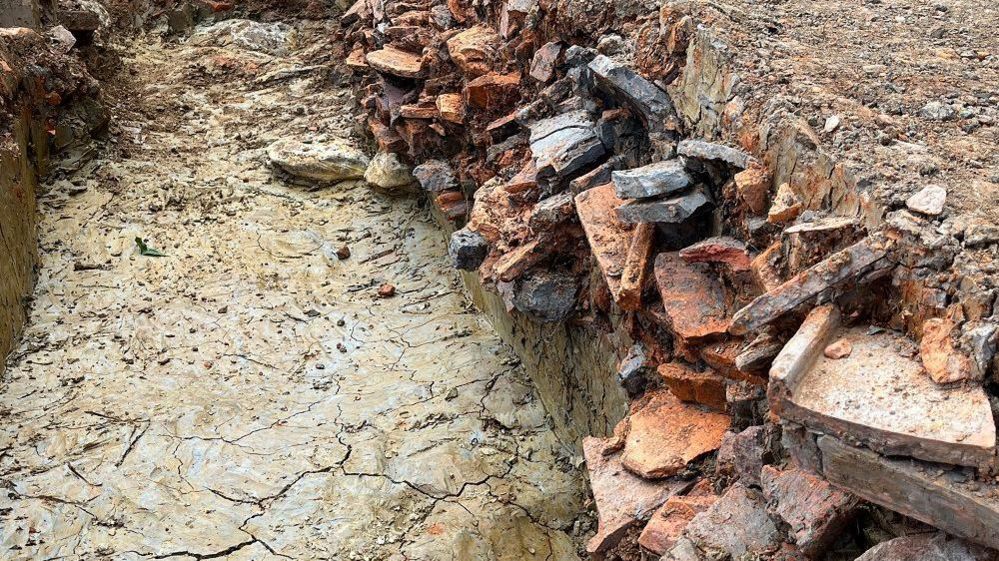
[267,138,369,182]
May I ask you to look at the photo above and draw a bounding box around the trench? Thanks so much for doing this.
[0,21,593,561]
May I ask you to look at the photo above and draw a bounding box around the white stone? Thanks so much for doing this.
[267,138,369,182]
[905,185,946,216]
[364,151,416,189]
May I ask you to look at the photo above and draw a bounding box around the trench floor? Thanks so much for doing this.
[0,21,585,561]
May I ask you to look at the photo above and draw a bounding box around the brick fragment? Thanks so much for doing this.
[618,223,654,311]
[658,362,727,411]
[365,46,425,78]
[446,25,499,77]
[639,491,717,556]
[583,435,689,555]
[435,93,465,123]
[653,252,730,346]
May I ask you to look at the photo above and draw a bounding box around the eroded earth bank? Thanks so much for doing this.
[0,19,587,561]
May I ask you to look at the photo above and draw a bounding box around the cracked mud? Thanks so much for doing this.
[0,23,584,561]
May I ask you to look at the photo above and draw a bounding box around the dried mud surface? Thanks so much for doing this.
[0,22,585,561]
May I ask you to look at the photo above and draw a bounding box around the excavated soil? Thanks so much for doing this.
[0,21,586,561]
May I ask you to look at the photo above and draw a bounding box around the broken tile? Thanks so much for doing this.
[770,307,996,467]
[616,186,712,225]
[735,330,785,375]
[621,389,730,479]
[654,252,730,345]
[658,362,727,411]
[761,465,858,556]
[583,435,689,555]
[365,46,425,78]
[730,236,891,335]
[611,160,692,199]
[639,493,717,556]
[679,236,751,272]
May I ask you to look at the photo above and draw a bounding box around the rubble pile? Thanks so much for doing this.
[339,0,999,558]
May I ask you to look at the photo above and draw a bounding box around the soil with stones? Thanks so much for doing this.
[0,20,587,561]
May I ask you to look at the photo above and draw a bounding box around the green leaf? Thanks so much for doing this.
[135,237,167,257]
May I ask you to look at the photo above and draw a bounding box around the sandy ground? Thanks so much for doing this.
[0,21,585,561]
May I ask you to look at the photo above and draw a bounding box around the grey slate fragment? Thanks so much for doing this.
[588,55,676,132]
[531,126,605,179]
[677,139,754,169]
[529,192,575,231]
[612,160,692,199]
[512,271,578,322]
[617,343,653,398]
[616,186,712,224]
[412,159,457,193]
[449,227,488,271]
[528,109,593,143]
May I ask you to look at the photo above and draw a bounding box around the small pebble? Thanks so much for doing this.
[824,338,853,359]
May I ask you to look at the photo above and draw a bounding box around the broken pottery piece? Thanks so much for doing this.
[621,389,730,479]
[770,306,996,468]
[654,252,730,345]
[583,435,690,555]
[658,362,727,412]
[760,465,858,556]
